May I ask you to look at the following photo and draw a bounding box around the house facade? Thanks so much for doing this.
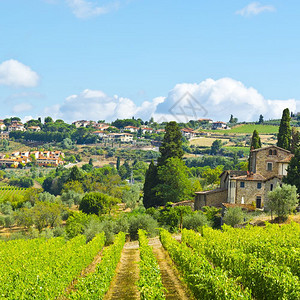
[195,146,293,209]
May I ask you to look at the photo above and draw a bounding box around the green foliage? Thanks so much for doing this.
[258,114,264,124]
[16,201,63,231]
[160,229,251,299]
[38,191,56,203]
[266,184,298,219]
[138,229,166,299]
[0,234,106,299]
[182,212,209,231]
[284,149,300,193]
[68,232,125,300]
[128,214,158,240]
[291,127,300,153]
[79,192,119,215]
[61,190,83,207]
[9,176,34,188]
[143,160,159,208]
[118,161,131,180]
[210,139,223,155]
[277,108,291,150]
[155,158,192,205]
[66,211,90,238]
[250,129,261,149]
[122,184,141,210]
[182,224,300,300]
[158,121,184,166]
[223,207,244,227]
[202,165,223,185]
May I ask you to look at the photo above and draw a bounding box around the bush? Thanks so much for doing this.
[182,212,209,231]
[128,214,158,240]
[79,192,119,215]
[4,215,15,228]
[223,207,244,227]
[53,226,66,237]
[266,184,298,220]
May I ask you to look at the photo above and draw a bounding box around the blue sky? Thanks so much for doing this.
[0,0,299,122]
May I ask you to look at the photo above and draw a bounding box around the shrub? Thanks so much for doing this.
[266,184,298,220]
[223,207,244,227]
[128,214,158,240]
[4,215,14,228]
[79,192,119,215]
[182,212,209,231]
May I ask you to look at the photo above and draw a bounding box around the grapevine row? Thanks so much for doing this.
[137,229,166,300]
[68,231,125,300]
[182,228,300,300]
[159,229,251,300]
[0,233,105,299]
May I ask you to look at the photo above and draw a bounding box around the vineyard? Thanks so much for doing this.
[0,185,27,202]
[0,223,299,299]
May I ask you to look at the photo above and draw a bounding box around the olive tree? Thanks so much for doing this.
[266,184,298,220]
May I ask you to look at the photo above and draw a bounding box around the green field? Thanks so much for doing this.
[223,146,250,155]
[207,124,280,134]
[0,186,27,201]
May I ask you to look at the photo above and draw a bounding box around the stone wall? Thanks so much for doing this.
[195,189,227,210]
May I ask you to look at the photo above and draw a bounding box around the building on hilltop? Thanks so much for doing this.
[195,146,293,210]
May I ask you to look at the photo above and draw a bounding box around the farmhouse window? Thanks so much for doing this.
[240,181,245,188]
[257,182,262,189]
[267,162,273,171]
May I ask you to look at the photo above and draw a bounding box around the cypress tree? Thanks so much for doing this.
[158,121,184,166]
[250,130,262,149]
[143,160,159,208]
[277,108,291,150]
[291,127,300,154]
[283,149,300,193]
[248,130,261,171]
[116,157,120,170]
[143,121,186,208]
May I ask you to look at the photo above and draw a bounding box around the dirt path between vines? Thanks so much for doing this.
[60,247,105,299]
[104,241,140,300]
[149,236,192,300]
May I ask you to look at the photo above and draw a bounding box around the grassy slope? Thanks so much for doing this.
[205,124,280,134]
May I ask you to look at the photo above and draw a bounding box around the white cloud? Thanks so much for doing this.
[0,60,39,88]
[13,103,33,114]
[236,2,275,17]
[66,0,120,19]
[45,89,160,122]
[45,78,299,123]
[153,78,297,122]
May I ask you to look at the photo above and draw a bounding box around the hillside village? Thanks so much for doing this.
[0,150,65,168]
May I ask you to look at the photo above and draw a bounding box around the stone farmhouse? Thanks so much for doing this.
[195,146,293,210]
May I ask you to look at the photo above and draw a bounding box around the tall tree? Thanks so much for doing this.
[154,157,192,206]
[291,127,300,154]
[158,121,184,166]
[248,130,261,171]
[283,149,300,193]
[258,114,264,124]
[277,108,291,150]
[211,139,222,155]
[116,157,120,170]
[250,130,262,149]
[143,160,159,208]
